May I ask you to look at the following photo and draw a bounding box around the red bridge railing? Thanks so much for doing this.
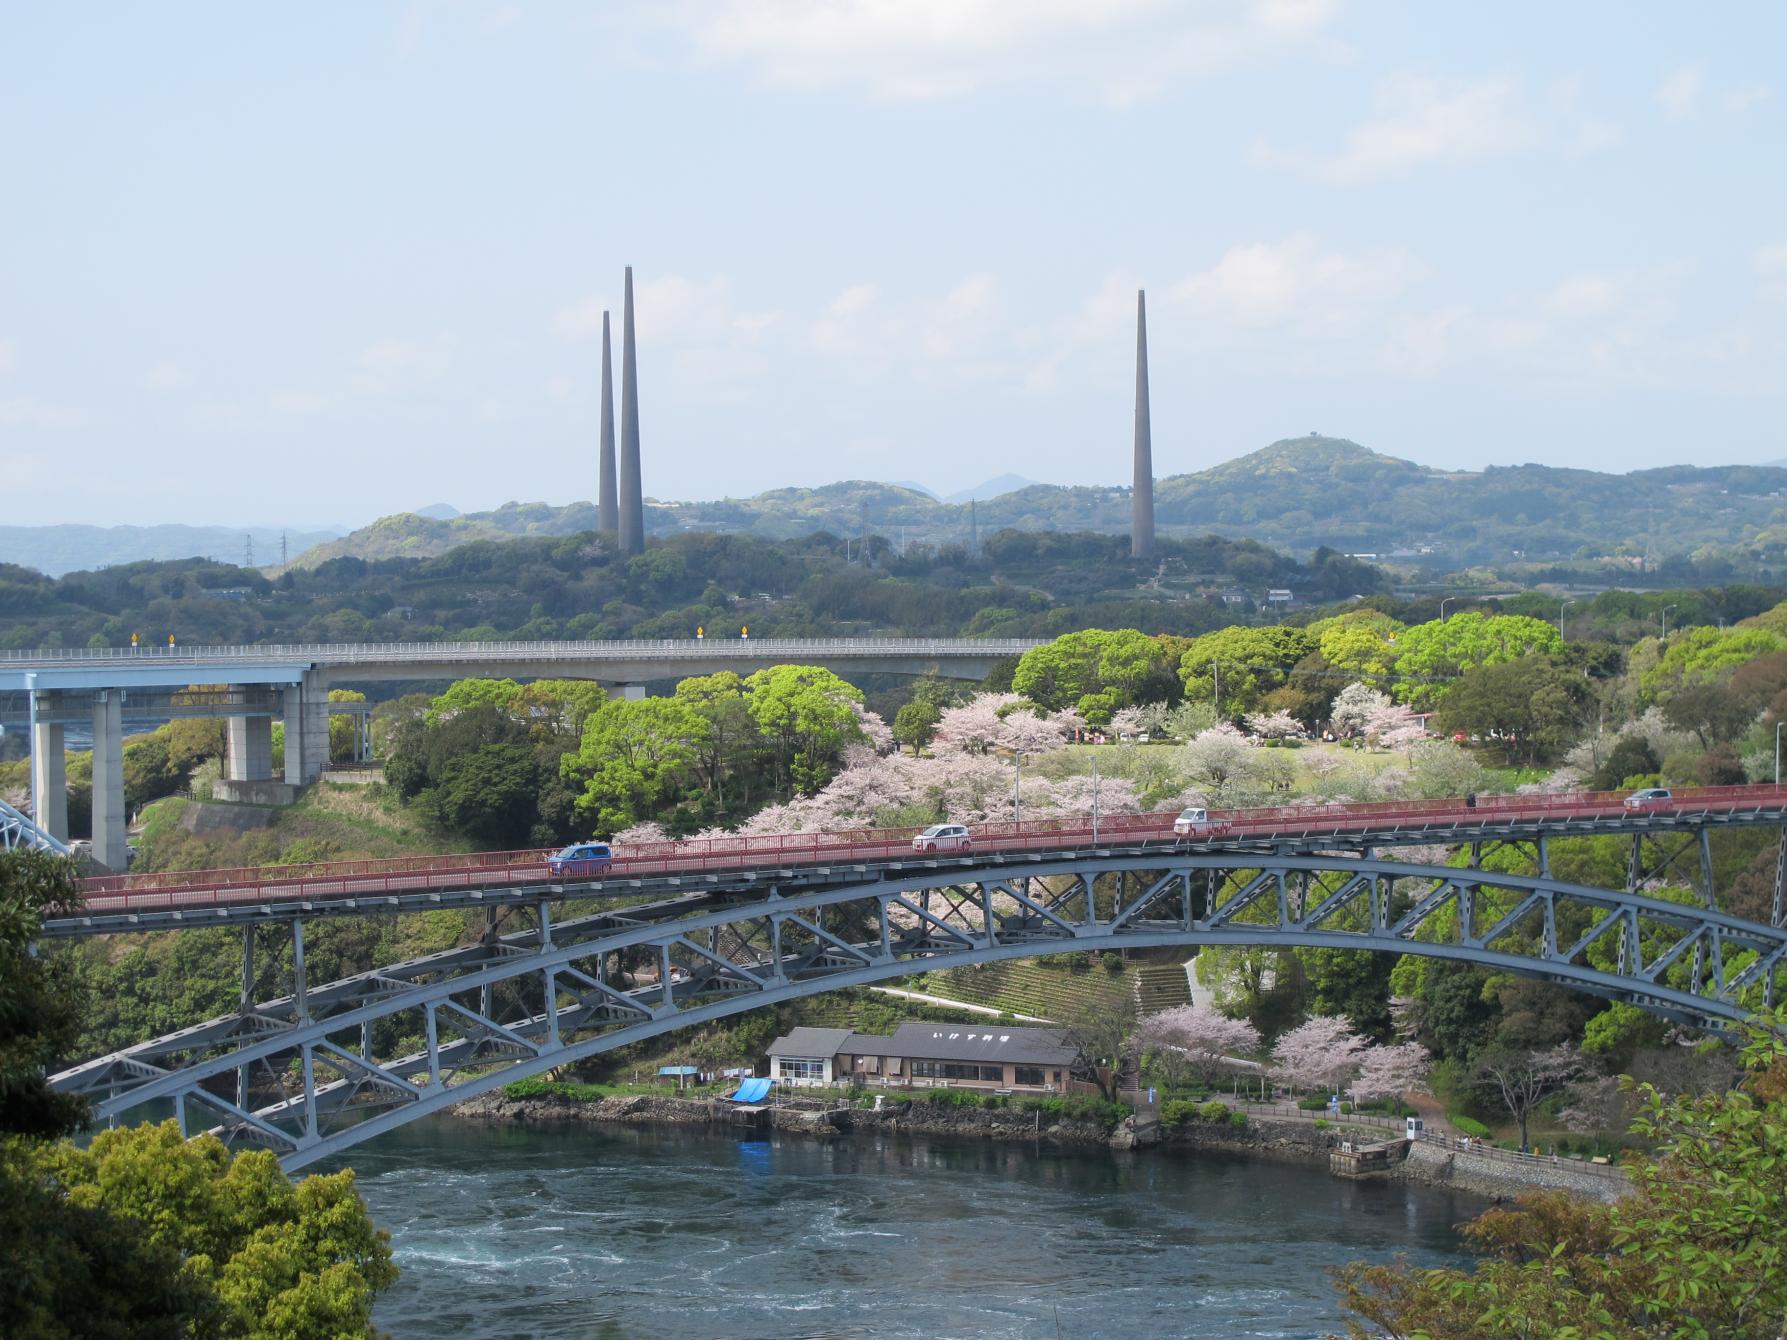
[69,784,1787,917]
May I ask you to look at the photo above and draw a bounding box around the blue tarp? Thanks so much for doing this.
[725,1077,774,1104]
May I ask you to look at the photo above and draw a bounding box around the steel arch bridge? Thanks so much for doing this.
[51,835,1787,1171]
[1,796,69,855]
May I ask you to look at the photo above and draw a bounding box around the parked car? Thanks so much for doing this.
[912,823,972,853]
[1173,807,1234,839]
[548,841,614,877]
[1623,787,1673,811]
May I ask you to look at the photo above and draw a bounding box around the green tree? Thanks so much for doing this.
[893,699,941,754]
[423,677,524,726]
[1013,628,1175,711]
[419,742,542,848]
[1390,612,1563,710]
[1589,734,1662,790]
[0,850,88,1139]
[1178,626,1316,717]
[1433,655,1594,763]
[673,671,767,817]
[1641,625,1786,700]
[1335,1010,1787,1340]
[743,665,865,795]
[563,697,709,833]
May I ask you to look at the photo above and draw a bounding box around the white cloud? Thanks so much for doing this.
[1723,82,1771,114]
[1656,63,1703,119]
[354,336,452,391]
[809,273,1005,375]
[1760,244,1787,302]
[0,398,87,429]
[1169,234,1421,332]
[555,275,778,348]
[1541,273,1620,319]
[269,389,330,418]
[664,0,1340,104]
[143,361,193,392]
[1311,76,1529,183]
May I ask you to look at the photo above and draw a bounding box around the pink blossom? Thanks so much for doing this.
[1137,1004,1262,1084]
[1270,1016,1372,1094]
[1350,1041,1431,1103]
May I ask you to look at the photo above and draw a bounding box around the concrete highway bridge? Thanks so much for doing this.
[0,637,1036,868]
[41,785,1787,1170]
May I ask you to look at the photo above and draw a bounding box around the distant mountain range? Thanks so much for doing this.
[0,523,344,578]
[283,437,1787,573]
[13,439,1787,578]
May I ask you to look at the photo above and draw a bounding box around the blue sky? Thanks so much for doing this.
[2,2,1784,528]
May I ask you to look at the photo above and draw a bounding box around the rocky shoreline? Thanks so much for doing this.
[451,1090,1629,1203]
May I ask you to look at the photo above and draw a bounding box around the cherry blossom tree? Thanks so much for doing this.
[1331,682,1390,738]
[1109,705,1145,737]
[851,702,894,754]
[611,820,669,846]
[1365,702,1426,753]
[1245,710,1302,740]
[1137,1004,1262,1089]
[1350,1041,1431,1104]
[1270,1016,1372,1095]
[1182,723,1259,804]
[933,693,1018,755]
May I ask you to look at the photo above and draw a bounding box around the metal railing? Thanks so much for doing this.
[0,636,1042,668]
[66,782,1787,914]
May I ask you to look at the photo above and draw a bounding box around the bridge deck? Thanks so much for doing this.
[47,784,1787,936]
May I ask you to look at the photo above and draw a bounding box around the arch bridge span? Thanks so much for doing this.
[51,810,1787,1170]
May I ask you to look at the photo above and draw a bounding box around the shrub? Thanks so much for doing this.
[1229,1110,1247,1128]
[1162,1100,1198,1129]
[1298,1097,1330,1111]
[1198,1100,1231,1124]
[504,1077,608,1102]
[1314,1118,1331,1131]
[1449,1113,1492,1139]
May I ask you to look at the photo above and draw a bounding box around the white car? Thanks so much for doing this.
[913,823,972,853]
[1173,807,1233,839]
[1623,787,1673,811]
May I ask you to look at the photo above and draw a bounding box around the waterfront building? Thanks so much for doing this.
[768,1021,1075,1092]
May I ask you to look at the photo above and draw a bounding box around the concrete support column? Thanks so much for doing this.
[607,683,648,701]
[226,714,275,781]
[31,717,68,840]
[282,676,331,785]
[90,690,127,870]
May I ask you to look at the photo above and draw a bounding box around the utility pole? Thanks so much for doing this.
[281,531,288,566]
[1213,661,1221,716]
[1013,753,1023,825]
[1092,757,1101,845]
[245,535,254,568]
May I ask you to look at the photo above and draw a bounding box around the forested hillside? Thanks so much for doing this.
[289,436,1787,574]
[0,530,1381,651]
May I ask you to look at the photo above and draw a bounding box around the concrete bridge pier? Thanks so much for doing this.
[31,715,68,841]
[217,713,295,805]
[90,691,127,870]
[282,676,333,787]
[607,683,648,701]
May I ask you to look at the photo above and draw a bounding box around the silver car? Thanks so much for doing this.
[913,823,972,853]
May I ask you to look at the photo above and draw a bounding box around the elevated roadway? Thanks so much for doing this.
[0,636,1036,868]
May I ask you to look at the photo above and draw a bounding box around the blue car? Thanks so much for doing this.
[548,842,613,878]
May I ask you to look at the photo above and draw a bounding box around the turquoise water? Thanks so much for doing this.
[344,1119,1477,1340]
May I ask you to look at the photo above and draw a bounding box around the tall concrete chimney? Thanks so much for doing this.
[618,266,645,555]
[1131,288,1156,561]
[597,309,618,538]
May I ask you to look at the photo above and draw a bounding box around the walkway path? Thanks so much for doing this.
[870,986,1054,1024]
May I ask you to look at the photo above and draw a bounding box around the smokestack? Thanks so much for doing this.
[618,266,645,555]
[1131,288,1156,561]
[597,310,618,538]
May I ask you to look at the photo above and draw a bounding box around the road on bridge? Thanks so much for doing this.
[64,783,1787,921]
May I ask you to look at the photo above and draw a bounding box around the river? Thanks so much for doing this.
[341,1118,1478,1340]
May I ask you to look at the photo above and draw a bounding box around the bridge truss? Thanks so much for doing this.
[1,796,70,855]
[51,839,1787,1170]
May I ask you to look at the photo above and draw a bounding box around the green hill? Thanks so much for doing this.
[288,436,1787,572]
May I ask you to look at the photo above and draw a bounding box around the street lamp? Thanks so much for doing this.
[1013,752,1024,825]
[1660,604,1677,641]
[1439,597,1456,622]
[1092,756,1101,845]
[1776,721,1782,786]
[1559,597,1573,642]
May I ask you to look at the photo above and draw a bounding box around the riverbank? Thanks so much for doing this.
[452,1089,1630,1203]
